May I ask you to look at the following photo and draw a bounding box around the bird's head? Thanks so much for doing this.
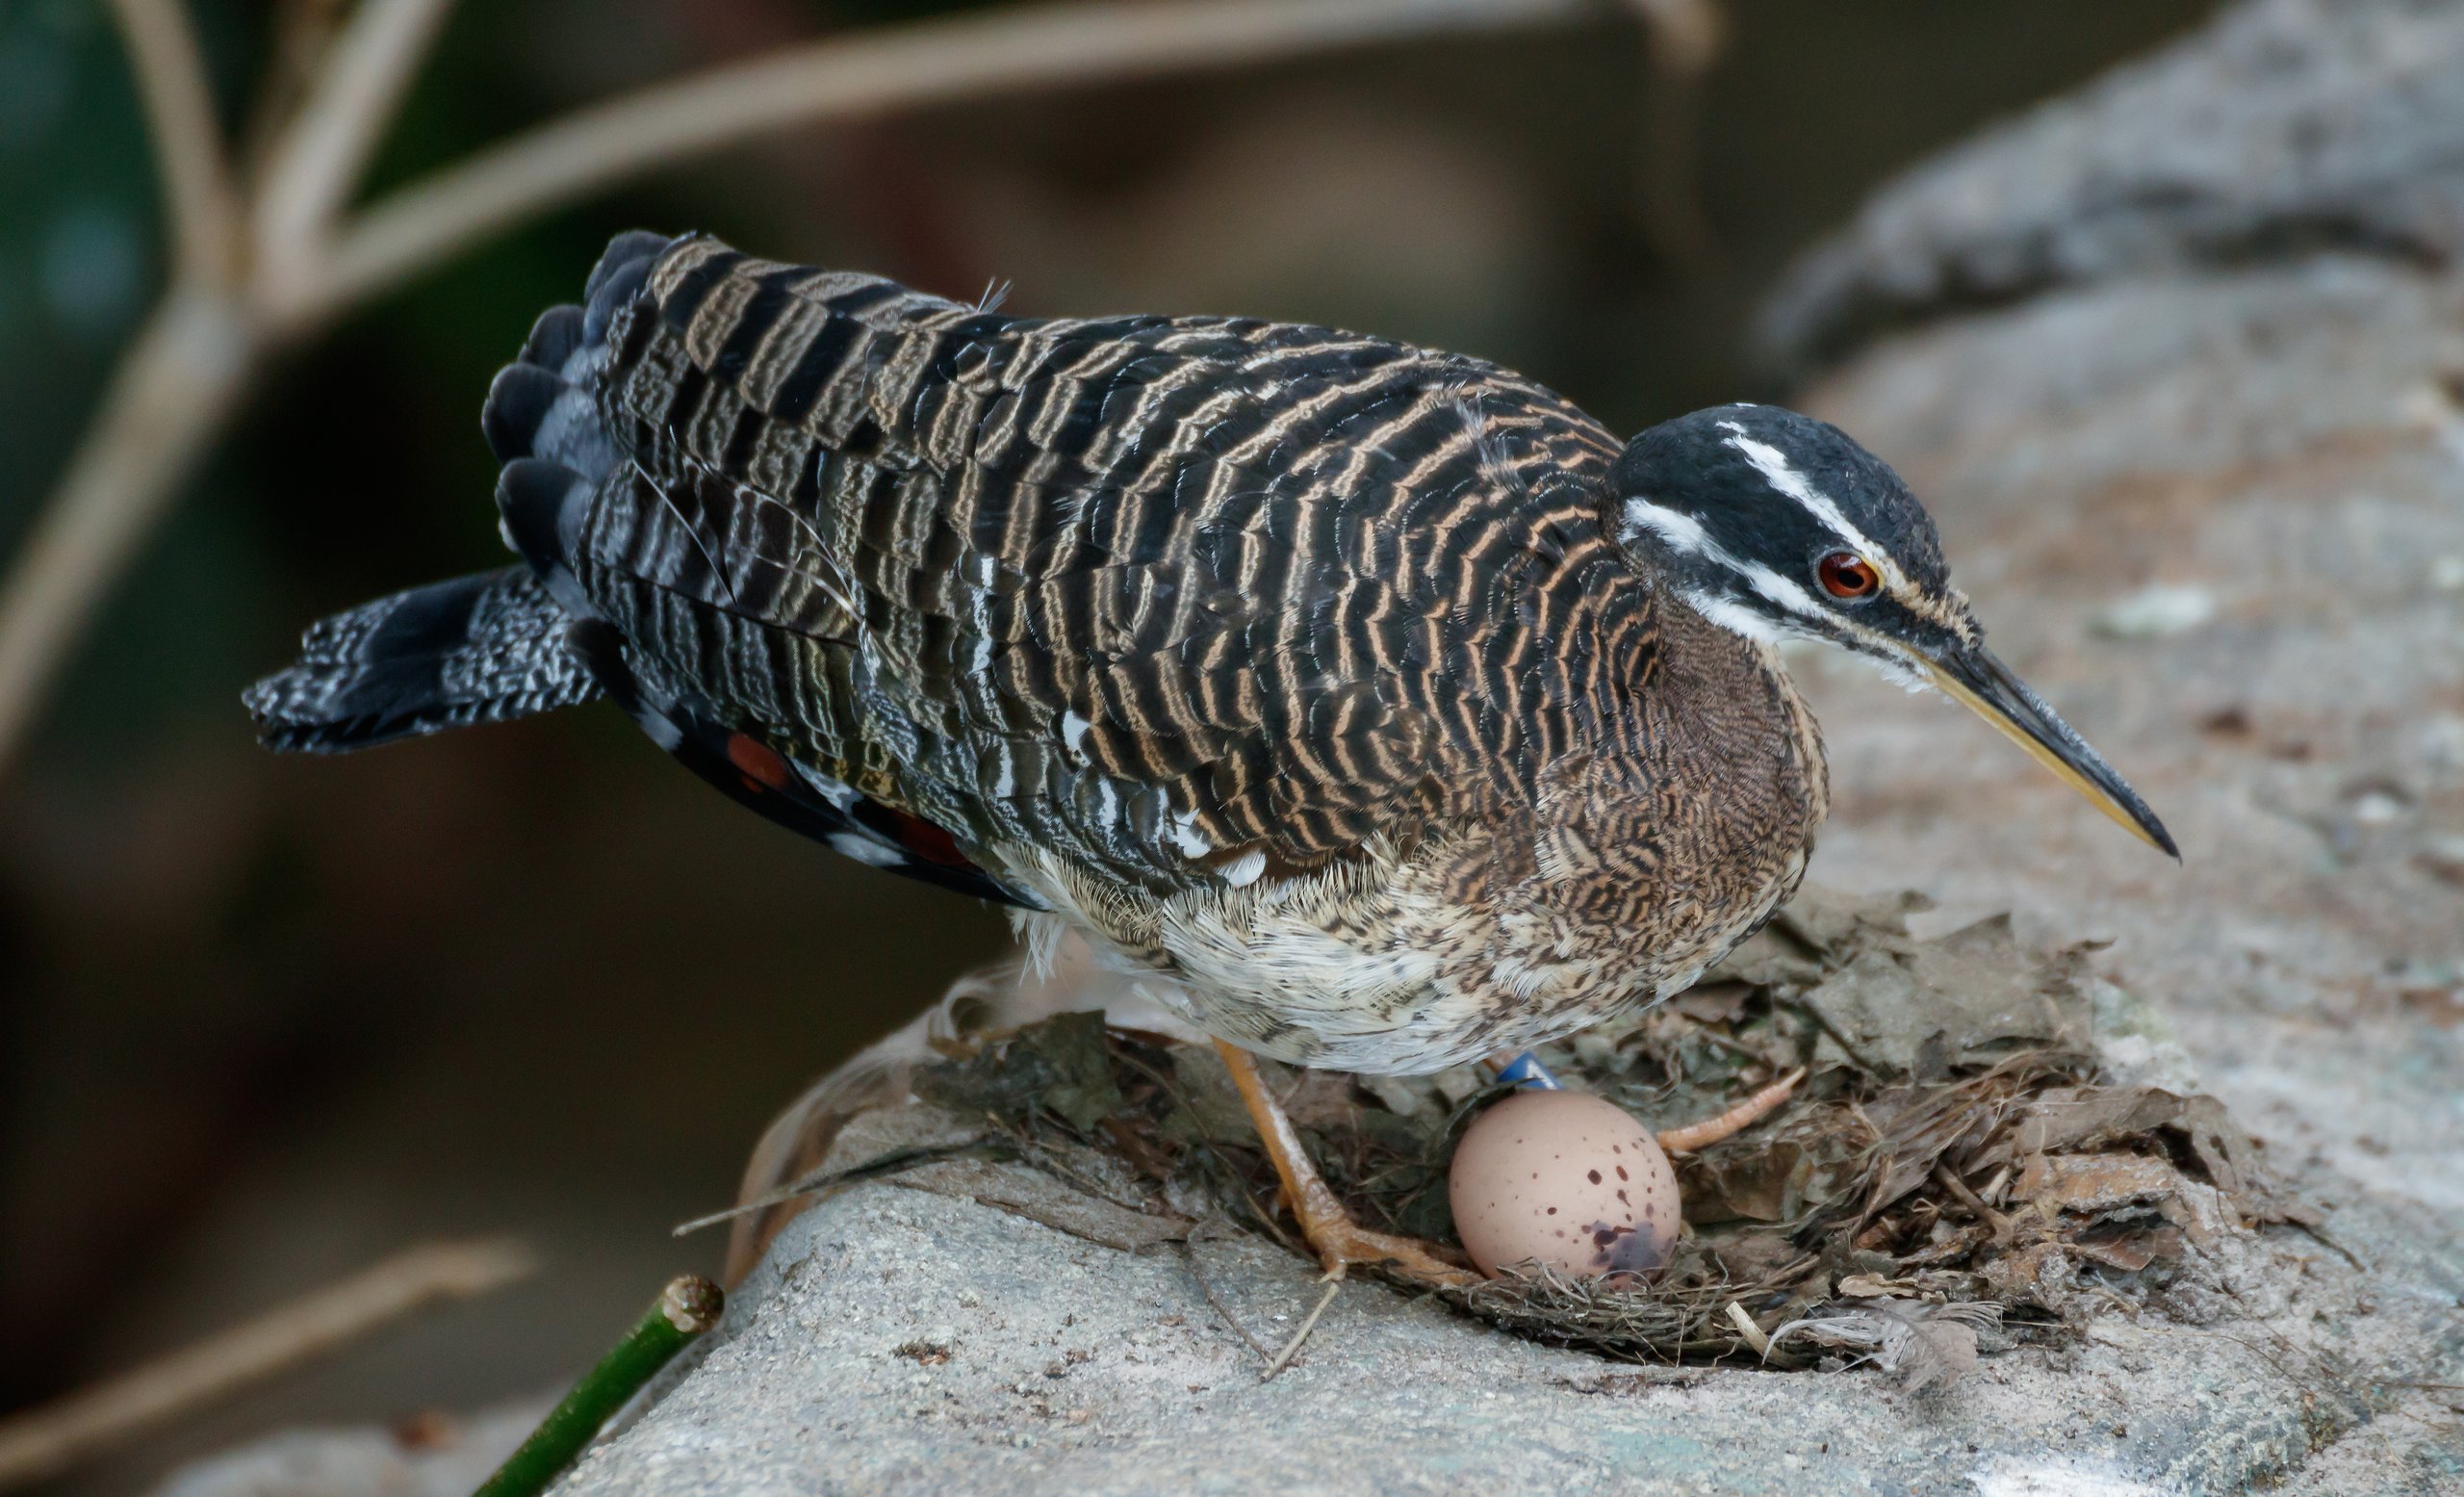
[1610,403,2176,859]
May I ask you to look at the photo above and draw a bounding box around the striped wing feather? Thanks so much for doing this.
[566,236,1630,896]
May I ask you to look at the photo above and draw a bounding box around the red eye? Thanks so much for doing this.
[1817,552,1879,599]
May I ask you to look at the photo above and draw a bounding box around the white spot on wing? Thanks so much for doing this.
[1219,850,1267,887]
[792,761,860,809]
[1169,809,1213,857]
[1061,710,1091,755]
[830,832,910,868]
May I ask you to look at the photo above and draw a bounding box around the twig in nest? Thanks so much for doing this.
[1723,1301,1770,1355]
[0,1238,536,1493]
[1260,1277,1344,1382]
[1764,1299,1998,1393]
[1931,1161,2014,1243]
[1110,1045,1300,1255]
[672,1140,1006,1236]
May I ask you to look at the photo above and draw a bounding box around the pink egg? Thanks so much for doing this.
[1448,1089,1681,1282]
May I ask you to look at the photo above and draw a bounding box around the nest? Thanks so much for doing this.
[721,887,2316,1369]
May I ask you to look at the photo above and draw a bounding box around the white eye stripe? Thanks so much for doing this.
[1743,563,1823,619]
[1620,498,1708,552]
[1681,589,1785,645]
[1721,430,1877,552]
[1625,497,1827,623]
[1717,426,1915,595]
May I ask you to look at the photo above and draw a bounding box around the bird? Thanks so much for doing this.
[245,231,2174,1285]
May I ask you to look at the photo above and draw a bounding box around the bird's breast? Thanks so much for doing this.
[1003,621,1826,1075]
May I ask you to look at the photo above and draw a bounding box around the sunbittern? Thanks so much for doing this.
[247,233,2174,1285]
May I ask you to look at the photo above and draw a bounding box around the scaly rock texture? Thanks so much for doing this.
[545,1180,2455,1497]
[1759,0,2464,370]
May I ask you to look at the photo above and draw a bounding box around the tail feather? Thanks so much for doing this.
[519,302,584,370]
[244,568,600,753]
[248,230,1039,903]
[245,234,687,756]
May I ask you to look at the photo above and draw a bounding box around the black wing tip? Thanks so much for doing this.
[584,230,684,301]
[580,230,687,345]
[481,361,567,463]
[520,303,585,371]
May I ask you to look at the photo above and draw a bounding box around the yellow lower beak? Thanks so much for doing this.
[1922,652,2177,859]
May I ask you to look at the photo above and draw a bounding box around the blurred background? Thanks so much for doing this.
[1,1,2222,1491]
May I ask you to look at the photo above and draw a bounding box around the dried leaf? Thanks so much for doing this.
[1670,981,1754,1023]
[1679,1142,1810,1224]
[1793,915,2092,1081]
[2017,1151,2184,1214]
[2071,1222,2184,1272]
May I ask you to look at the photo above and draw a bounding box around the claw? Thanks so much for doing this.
[1215,1040,1478,1288]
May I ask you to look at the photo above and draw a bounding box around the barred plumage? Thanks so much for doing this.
[253,231,2169,1082]
[243,567,601,752]
[489,233,1825,1068]
[575,237,1657,882]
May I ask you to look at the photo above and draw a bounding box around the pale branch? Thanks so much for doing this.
[310,0,1601,323]
[104,0,243,288]
[1627,0,1722,74]
[0,0,1627,776]
[250,0,460,306]
[0,1238,536,1494]
[0,294,260,767]
[1625,0,1724,264]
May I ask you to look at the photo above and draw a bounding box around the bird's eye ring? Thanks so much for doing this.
[1817,552,1880,600]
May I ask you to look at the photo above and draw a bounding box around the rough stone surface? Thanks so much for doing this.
[1759,0,2464,369]
[547,1183,2456,1497]
[1789,254,2464,1234]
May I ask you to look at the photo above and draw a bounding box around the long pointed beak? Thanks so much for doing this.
[1921,645,2178,859]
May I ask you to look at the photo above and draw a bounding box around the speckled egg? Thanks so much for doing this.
[1448,1089,1681,1282]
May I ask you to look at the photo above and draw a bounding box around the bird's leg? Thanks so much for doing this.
[1481,1049,1802,1150]
[1213,1040,1476,1287]
[1655,1067,1807,1153]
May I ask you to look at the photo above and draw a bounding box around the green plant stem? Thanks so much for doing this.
[471,1276,724,1497]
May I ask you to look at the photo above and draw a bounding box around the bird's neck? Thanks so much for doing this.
[1634,584,1832,831]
